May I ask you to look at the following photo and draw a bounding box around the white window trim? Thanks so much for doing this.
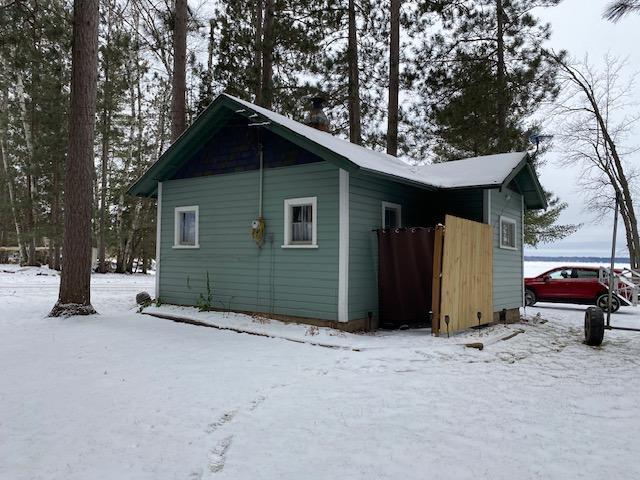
[282,196,318,249]
[173,205,200,249]
[499,215,517,250]
[381,201,402,228]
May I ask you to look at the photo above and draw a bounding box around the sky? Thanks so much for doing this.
[529,0,640,258]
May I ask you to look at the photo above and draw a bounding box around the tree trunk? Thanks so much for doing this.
[253,0,263,105]
[51,154,62,270]
[16,73,39,265]
[170,0,187,142]
[50,0,100,316]
[0,135,27,263]
[205,18,215,101]
[495,0,507,150]
[386,0,400,156]
[347,0,362,145]
[97,1,113,273]
[260,0,275,109]
[124,201,143,272]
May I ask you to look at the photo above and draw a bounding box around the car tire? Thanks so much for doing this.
[596,293,620,313]
[525,289,537,307]
[584,306,605,346]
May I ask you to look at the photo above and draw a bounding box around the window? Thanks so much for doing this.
[382,202,402,229]
[283,197,317,248]
[576,268,598,279]
[174,206,199,248]
[548,269,569,280]
[499,216,517,250]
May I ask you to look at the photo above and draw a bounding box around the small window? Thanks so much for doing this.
[499,216,517,250]
[174,206,199,248]
[283,197,317,248]
[382,202,402,229]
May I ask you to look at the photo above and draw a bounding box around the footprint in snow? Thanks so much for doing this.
[208,436,233,473]
[248,395,266,411]
[205,411,236,434]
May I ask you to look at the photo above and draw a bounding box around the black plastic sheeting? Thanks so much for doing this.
[377,228,435,328]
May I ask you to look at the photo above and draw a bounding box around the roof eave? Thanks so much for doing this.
[499,153,547,210]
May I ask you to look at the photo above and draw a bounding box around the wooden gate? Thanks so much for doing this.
[432,215,493,336]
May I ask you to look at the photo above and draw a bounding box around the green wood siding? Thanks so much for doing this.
[439,190,483,223]
[489,188,524,311]
[348,176,489,323]
[159,162,340,320]
[348,171,427,321]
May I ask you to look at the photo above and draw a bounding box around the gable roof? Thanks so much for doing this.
[128,93,547,209]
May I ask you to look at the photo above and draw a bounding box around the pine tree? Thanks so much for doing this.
[416,0,577,246]
[211,0,326,118]
[50,0,100,316]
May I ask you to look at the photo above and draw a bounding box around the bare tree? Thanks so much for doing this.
[551,53,640,268]
[170,0,187,141]
[604,1,640,21]
[386,0,400,156]
[50,0,100,316]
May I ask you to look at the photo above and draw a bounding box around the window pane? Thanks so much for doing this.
[385,208,398,229]
[549,270,568,279]
[501,220,515,248]
[291,204,312,242]
[180,211,196,245]
[577,269,598,279]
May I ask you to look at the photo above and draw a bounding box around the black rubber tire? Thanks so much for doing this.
[524,289,537,307]
[584,306,605,346]
[596,293,620,313]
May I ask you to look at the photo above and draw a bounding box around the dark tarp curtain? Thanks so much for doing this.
[377,228,435,328]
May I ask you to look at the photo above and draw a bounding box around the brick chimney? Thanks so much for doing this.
[304,96,330,132]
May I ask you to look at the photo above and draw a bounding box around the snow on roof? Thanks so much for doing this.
[224,94,527,189]
[417,152,528,188]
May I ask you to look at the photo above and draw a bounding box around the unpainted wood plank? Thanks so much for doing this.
[440,215,493,334]
[431,225,445,336]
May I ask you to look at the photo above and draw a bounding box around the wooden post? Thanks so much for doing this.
[431,224,445,336]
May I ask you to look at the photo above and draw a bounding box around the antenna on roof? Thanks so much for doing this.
[529,133,554,155]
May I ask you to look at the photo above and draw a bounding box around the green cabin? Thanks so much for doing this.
[130,93,546,331]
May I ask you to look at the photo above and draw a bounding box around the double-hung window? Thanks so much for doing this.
[382,201,402,229]
[283,197,317,248]
[499,216,517,250]
[174,206,199,248]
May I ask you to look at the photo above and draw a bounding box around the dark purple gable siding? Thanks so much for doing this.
[171,115,323,180]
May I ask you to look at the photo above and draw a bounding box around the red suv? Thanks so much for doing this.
[525,266,621,312]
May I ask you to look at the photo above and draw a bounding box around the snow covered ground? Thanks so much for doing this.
[2,263,640,479]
